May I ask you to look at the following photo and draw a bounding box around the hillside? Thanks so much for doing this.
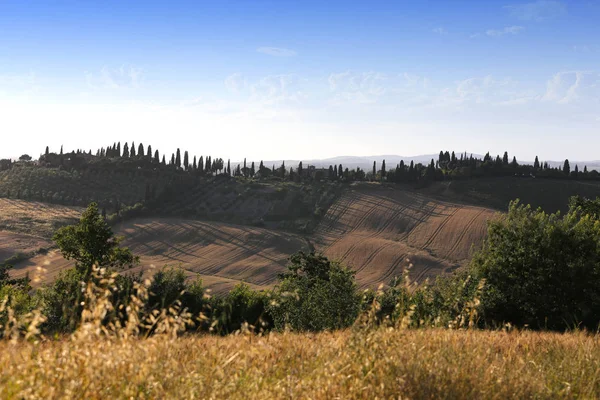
[11,218,310,293]
[314,183,495,285]
[10,183,495,293]
[0,199,82,264]
[425,178,600,214]
[4,166,598,292]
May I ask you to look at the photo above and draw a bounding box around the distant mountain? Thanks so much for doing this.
[242,154,600,172]
[240,153,481,171]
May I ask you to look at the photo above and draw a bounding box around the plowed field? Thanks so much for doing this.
[8,184,496,293]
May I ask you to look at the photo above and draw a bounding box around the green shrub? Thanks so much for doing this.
[148,267,187,310]
[38,268,85,331]
[268,252,360,331]
[209,284,271,334]
[470,199,600,330]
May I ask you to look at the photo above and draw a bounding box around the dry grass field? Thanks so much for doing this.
[0,328,598,399]
[7,184,497,292]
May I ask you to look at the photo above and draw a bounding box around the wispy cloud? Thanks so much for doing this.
[504,1,566,21]
[542,71,600,104]
[433,27,448,35]
[85,65,142,90]
[256,47,297,57]
[486,26,525,36]
[328,71,388,105]
[223,73,306,108]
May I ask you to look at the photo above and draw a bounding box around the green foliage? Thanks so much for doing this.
[209,284,271,334]
[38,268,85,331]
[268,252,361,331]
[148,266,187,310]
[469,199,600,330]
[53,203,138,279]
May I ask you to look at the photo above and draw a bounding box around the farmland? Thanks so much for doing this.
[8,183,495,293]
[4,172,600,293]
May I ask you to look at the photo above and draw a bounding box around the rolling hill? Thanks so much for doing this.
[10,183,496,293]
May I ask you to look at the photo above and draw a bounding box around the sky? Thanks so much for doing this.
[0,0,599,162]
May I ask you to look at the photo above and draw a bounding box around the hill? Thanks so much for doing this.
[424,178,600,214]
[314,183,495,285]
[10,183,495,293]
[0,198,82,264]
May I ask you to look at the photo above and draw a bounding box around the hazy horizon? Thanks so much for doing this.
[1,0,599,161]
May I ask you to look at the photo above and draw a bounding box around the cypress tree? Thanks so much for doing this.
[534,156,540,169]
[199,156,204,173]
[123,143,129,157]
[251,161,255,177]
[60,145,63,155]
[138,143,144,157]
[193,156,197,171]
[161,155,166,165]
[334,165,338,177]
[147,145,152,159]
[130,142,136,157]
[154,150,159,163]
[183,151,189,170]
[227,159,231,176]
[330,165,335,179]
[372,161,376,178]
[502,151,509,165]
[381,159,386,178]
[175,149,181,168]
[338,164,342,178]
[298,161,303,177]
[205,156,210,172]
[563,159,570,175]
[45,146,49,156]
[170,153,175,166]
[243,158,247,177]
[116,142,121,157]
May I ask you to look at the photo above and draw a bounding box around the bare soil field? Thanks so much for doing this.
[0,198,82,238]
[10,184,496,293]
[314,183,496,285]
[0,199,82,264]
[11,218,310,293]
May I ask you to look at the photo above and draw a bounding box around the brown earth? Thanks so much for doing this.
[0,198,82,238]
[314,183,496,286]
[0,199,82,264]
[10,219,310,294]
[9,184,496,293]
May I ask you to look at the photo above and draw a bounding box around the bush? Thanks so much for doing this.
[209,284,271,334]
[38,268,85,331]
[148,267,187,310]
[470,199,600,330]
[268,252,360,331]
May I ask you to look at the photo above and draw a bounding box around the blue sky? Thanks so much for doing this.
[0,0,599,161]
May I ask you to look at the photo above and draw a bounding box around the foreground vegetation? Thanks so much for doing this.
[0,328,598,398]
[2,193,600,396]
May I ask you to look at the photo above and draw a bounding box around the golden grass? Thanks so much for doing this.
[0,328,598,399]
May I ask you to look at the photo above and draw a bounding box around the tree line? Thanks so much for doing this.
[2,143,598,185]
